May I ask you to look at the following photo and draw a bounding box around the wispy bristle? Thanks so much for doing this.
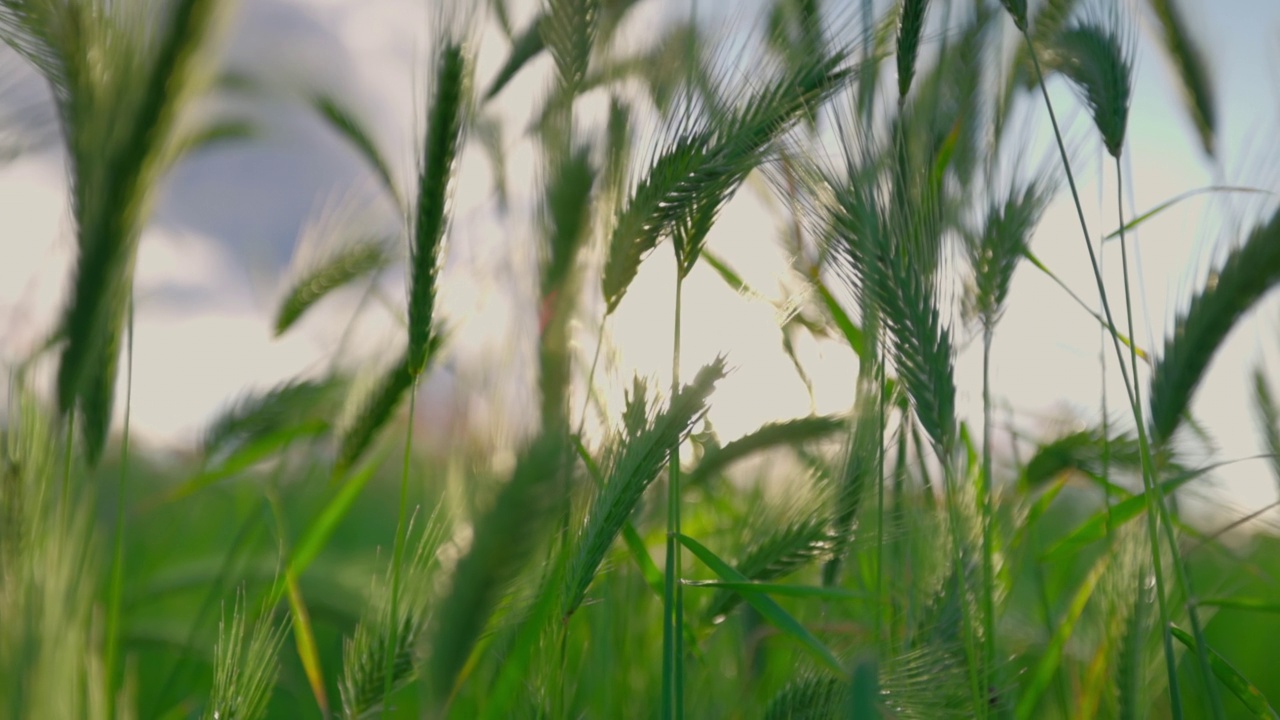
[204,591,287,720]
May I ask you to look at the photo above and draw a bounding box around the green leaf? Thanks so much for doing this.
[1014,545,1113,719]
[678,533,843,674]
[1040,462,1216,562]
[684,579,865,602]
[1103,186,1269,241]
[1170,626,1280,719]
[1196,598,1280,614]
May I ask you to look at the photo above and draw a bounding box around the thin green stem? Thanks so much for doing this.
[575,312,607,441]
[1114,158,1223,720]
[104,297,134,719]
[60,413,74,530]
[980,325,996,713]
[874,365,886,649]
[382,380,418,717]
[661,270,686,720]
[1021,31,1182,716]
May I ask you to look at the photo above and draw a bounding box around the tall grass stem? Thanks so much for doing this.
[382,382,417,717]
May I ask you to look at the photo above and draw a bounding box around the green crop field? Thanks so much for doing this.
[2,0,1280,718]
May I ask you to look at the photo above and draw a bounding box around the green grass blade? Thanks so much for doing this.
[270,453,386,604]
[1040,463,1214,562]
[685,579,865,602]
[1170,626,1280,719]
[1014,544,1113,719]
[1103,186,1269,241]
[815,280,867,360]
[153,423,327,508]
[428,431,566,700]
[1021,249,1150,361]
[1197,598,1280,614]
[284,571,329,715]
[703,513,840,620]
[847,654,881,718]
[678,533,843,674]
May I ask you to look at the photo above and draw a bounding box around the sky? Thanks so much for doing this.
[1,0,1279,531]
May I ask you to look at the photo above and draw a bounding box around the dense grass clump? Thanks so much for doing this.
[3,0,1280,718]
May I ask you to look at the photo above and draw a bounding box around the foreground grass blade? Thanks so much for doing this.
[703,513,839,621]
[267,454,385,605]
[678,533,843,674]
[685,580,864,602]
[1040,463,1214,562]
[483,16,545,101]
[428,431,565,699]
[1103,186,1269,241]
[1170,626,1280,719]
[284,571,329,715]
[848,654,881,718]
[1196,598,1280,614]
[1022,249,1150,361]
[1014,544,1112,719]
